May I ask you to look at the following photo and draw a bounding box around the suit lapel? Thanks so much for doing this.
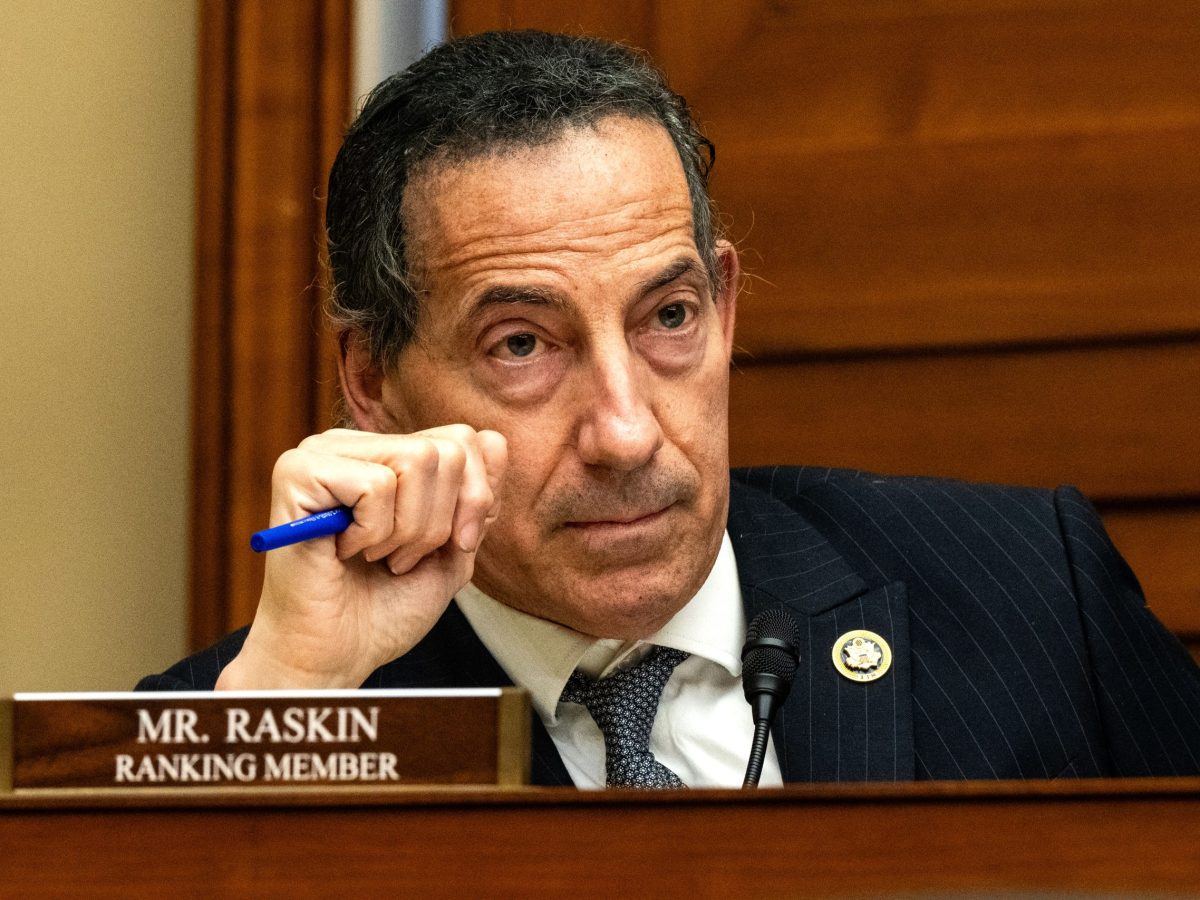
[728,478,915,782]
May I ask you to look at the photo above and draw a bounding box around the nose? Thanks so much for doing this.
[576,346,663,471]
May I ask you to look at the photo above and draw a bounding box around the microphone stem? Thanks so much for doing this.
[742,718,771,788]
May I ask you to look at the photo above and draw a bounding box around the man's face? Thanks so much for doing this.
[377,117,737,639]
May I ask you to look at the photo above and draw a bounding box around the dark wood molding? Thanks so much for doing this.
[190,0,351,649]
[3,781,1200,894]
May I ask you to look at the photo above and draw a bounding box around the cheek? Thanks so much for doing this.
[671,355,731,464]
[388,357,476,429]
[475,347,571,407]
[488,424,561,539]
[472,434,561,595]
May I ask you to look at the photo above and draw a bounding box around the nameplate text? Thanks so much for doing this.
[4,689,529,790]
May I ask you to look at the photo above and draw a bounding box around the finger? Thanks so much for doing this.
[392,424,498,555]
[294,425,504,566]
[361,436,440,568]
[303,425,502,486]
[297,427,455,474]
[298,428,461,566]
[385,436,466,574]
[475,430,508,528]
[270,448,398,560]
[450,433,495,554]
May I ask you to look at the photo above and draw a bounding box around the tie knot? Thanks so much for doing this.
[560,645,689,788]
[561,645,688,708]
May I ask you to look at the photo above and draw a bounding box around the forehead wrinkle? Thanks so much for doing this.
[419,146,690,232]
[425,189,693,264]
[430,211,695,281]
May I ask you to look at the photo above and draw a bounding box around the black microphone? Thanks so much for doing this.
[741,607,801,788]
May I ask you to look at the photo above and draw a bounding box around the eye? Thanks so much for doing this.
[504,333,538,358]
[657,303,689,329]
[483,324,557,366]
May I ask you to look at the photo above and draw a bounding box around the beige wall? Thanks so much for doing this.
[0,1,195,693]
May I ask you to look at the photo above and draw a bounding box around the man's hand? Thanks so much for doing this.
[215,426,507,690]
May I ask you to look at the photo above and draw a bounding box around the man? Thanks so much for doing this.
[141,31,1200,786]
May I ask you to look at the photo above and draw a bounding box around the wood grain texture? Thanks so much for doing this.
[719,127,1200,355]
[1103,505,1200,638]
[314,2,352,430]
[699,2,1200,355]
[11,694,520,789]
[728,340,1200,499]
[2,781,1199,896]
[191,1,351,644]
[191,0,236,662]
[451,0,655,48]
[185,2,1200,651]
[225,1,323,635]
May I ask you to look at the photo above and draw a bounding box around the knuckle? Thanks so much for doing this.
[478,431,508,474]
[444,423,477,444]
[408,439,440,473]
[385,547,412,574]
[297,433,326,453]
[272,448,306,482]
[369,465,398,493]
[464,485,494,515]
[440,442,467,473]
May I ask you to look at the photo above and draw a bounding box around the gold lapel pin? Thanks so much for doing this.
[833,629,892,682]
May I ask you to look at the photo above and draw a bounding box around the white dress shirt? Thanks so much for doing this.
[456,532,783,788]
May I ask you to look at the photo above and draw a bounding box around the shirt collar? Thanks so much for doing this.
[455,531,745,726]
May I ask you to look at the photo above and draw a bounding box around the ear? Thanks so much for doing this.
[714,240,740,357]
[338,332,399,433]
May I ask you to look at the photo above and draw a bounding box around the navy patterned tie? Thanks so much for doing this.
[560,645,689,789]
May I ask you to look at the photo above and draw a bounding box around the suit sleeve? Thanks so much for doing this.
[1055,486,1200,775]
[133,628,249,692]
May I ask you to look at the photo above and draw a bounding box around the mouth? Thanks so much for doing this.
[563,505,673,531]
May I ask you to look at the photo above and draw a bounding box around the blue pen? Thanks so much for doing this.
[250,506,355,552]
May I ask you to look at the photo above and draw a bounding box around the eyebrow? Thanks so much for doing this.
[638,257,708,295]
[465,284,568,326]
[462,256,708,327]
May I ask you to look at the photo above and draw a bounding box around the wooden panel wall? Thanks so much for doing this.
[190,2,1199,657]
[192,0,350,647]
[451,1,1200,653]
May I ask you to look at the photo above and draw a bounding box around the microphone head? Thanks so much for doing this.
[742,607,801,684]
[741,607,802,780]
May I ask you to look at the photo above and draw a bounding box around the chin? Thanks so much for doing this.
[549,565,704,640]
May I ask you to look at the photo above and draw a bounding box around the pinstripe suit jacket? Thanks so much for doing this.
[138,467,1200,783]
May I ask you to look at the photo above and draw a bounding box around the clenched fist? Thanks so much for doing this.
[215,426,507,690]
